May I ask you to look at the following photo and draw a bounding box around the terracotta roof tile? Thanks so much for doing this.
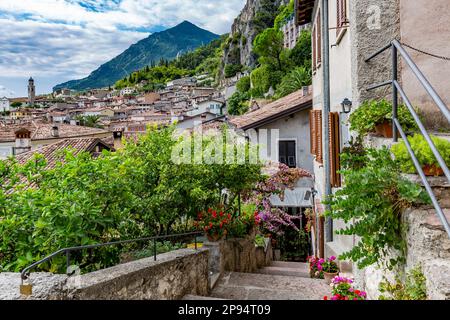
[15,138,112,169]
[229,87,312,130]
[0,121,110,142]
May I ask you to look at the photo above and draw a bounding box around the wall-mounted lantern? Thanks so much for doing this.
[341,98,353,114]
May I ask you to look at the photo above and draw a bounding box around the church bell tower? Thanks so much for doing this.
[28,77,35,106]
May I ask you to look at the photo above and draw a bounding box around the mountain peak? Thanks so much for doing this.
[53,21,219,92]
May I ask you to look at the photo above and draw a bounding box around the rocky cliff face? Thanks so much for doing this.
[221,0,286,76]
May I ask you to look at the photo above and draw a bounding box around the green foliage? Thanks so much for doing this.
[349,99,418,137]
[0,125,263,273]
[253,28,287,71]
[74,115,103,128]
[274,0,295,29]
[252,0,281,34]
[115,35,227,90]
[11,101,22,108]
[379,266,428,300]
[325,146,430,270]
[236,76,251,93]
[391,134,450,174]
[254,234,266,247]
[275,66,311,98]
[278,229,310,262]
[250,66,271,97]
[227,91,250,116]
[289,30,312,68]
[224,64,243,78]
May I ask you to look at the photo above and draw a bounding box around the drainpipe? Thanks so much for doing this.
[321,0,333,243]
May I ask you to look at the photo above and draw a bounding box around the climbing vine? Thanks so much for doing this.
[324,145,430,270]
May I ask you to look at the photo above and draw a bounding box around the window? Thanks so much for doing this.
[312,9,322,70]
[279,140,296,168]
[309,110,323,164]
[336,0,347,39]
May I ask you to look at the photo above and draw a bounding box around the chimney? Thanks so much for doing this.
[302,86,309,97]
[51,126,59,137]
[14,128,31,155]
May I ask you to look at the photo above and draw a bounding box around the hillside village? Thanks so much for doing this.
[0,0,450,302]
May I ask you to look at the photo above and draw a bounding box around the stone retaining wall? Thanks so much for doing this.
[1,249,209,300]
[203,237,273,276]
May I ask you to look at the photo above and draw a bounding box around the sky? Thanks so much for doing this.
[0,0,246,98]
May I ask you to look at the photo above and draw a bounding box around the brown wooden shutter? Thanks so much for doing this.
[312,26,316,70]
[316,110,323,164]
[317,10,322,64]
[329,112,341,187]
[337,0,347,37]
[310,110,317,155]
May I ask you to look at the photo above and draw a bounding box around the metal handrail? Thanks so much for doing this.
[20,231,202,283]
[365,40,450,238]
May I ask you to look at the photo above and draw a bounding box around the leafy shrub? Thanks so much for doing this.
[391,134,450,174]
[349,99,417,137]
[289,30,312,68]
[325,147,430,269]
[236,75,251,93]
[275,66,311,98]
[379,266,428,300]
[224,64,243,78]
[227,91,250,115]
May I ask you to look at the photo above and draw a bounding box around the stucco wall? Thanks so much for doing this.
[399,0,450,129]
[247,108,313,174]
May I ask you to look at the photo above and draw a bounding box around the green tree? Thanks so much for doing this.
[227,91,250,115]
[275,66,312,98]
[253,28,286,71]
[11,101,22,108]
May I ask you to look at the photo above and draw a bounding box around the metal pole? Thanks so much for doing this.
[153,239,157,261]
[392,44,398,142]
[194,235,198,250]
[321,0,333,243]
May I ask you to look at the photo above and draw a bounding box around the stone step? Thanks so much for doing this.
[258,266,310,278]
[182,295,226,300]
[210,272,330,300]
[271,261,309,269]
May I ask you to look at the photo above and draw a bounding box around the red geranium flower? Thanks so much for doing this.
[323,296,328,300]
[220,211,224,217]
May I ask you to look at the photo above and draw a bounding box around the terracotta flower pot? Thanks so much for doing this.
[375,121,393,138]
[422,164,444,177]
[323,272,339,284]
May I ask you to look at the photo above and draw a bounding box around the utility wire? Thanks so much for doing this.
[401,42,450,61]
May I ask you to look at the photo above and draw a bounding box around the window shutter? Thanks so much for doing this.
[317,10,322,64]
[316,110,323,164]
[312,27,317,70]
[337,0,347,37]
[310,110,316,155]
[329,112,341,187]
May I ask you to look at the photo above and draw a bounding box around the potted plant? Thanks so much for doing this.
[349,99,417,138]
[391,134,450,177]
[324,276,367,300]
[196,208,232,242]
[319,256,340,284]
[307,256,324,279]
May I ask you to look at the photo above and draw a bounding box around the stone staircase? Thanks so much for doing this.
[183,261,330,300]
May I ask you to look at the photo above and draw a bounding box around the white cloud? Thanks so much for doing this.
[0,0,246,95]
[0,85,15,98]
